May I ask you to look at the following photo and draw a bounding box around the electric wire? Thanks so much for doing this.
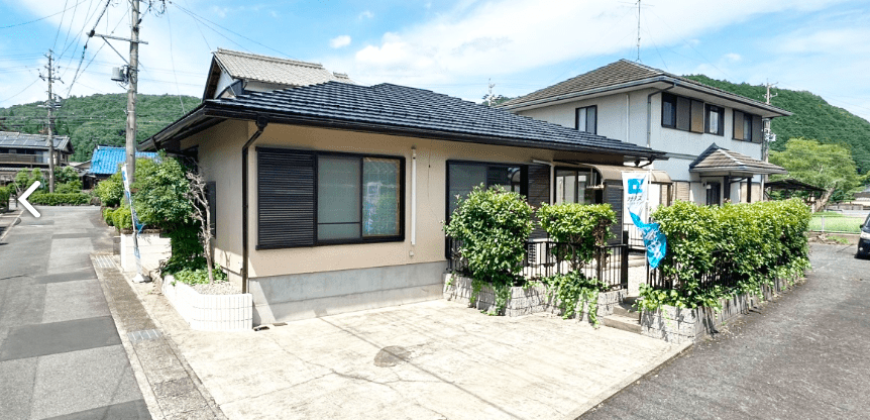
[0,79,41,105]
[0,0,90,30]
[165,6,187,113]
[170,1,291,58]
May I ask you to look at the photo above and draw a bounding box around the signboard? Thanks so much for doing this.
[623,173,667,268]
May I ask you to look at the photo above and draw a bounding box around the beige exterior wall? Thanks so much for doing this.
[181,120,623,281]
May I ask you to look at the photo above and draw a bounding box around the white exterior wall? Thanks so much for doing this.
[516,90,765,205]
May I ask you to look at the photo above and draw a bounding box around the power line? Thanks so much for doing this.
[171,1,292,58]
[0,0,90,30]
[165,6,186,113]
[0,79,40,105]
[53,0,71,51]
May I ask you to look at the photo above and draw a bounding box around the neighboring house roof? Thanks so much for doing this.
[690,144,787,175]
[203,48,354,99]
[0,131,73,153]
[89,146,158,175]
[145,82,667,159]
[765,179,825,193]
[498,59,792,118]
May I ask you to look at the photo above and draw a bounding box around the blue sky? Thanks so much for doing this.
[1,0,869,122]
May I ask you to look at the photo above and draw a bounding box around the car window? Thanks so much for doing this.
[864,213,870,227]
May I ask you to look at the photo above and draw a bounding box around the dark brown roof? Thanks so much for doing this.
[499,59,791,117]
[690,144,787,175]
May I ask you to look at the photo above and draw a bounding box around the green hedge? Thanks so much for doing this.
[111,206,133,230]
[639,199,811,310]
[27,193,91,206]
[0,186,9,210]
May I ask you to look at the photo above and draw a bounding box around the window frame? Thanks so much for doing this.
[552,166,602,205]
[732,110,758,142]
[445,159,527,224]
[705,104,724,136]
[575,105,598,134]
[661,93,677,128]
[256,147,405,250]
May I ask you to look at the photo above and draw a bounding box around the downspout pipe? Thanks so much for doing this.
[647,82,677,149]
[241,116,269,294]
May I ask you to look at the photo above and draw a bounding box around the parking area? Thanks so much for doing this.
[132,283,687,420]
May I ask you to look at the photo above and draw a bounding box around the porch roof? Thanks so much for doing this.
[689,144,787,175]
[559,161,671,183]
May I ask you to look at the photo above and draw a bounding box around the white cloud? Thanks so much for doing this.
[724,53,742,62]
[358,10,374,19]
[323,0,850,90]
[330,35,352,49]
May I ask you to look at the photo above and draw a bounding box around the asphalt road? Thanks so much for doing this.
[0,206,150,420]
[581,243,870,420]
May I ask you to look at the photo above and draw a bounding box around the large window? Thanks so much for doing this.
[554,168,601,205]
[705,104,724,135]
[575,106,597,134]
[257,148,403,249]
[447,162,523,218]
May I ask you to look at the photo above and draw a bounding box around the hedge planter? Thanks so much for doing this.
[443,273,624,322]
[119,232,171,272]
[641,276,804,344]
[162,275,253,331]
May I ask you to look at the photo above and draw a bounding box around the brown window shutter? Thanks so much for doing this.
[690,100,704,133]
[752,115,763,143]
[676,97,691,131]
[733,110,745,139]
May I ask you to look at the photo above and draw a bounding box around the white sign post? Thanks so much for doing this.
[122,167,149,283]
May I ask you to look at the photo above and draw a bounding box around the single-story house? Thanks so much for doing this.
[86,145,159,188]
[142,81,666,324]
[0,131,73,184]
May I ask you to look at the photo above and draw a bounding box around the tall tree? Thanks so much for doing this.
[770,138,866,211]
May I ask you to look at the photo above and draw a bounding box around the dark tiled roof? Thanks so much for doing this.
[209,82,662,157]
[0,131,71,151]
[500,60,791,116]
[89,146,159,175]
[690,143,787,175]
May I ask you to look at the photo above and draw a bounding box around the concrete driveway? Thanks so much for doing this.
[133,285,687,420]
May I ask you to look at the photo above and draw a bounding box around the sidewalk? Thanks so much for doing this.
[118,268,690,420]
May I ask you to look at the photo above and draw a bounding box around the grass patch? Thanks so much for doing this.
[827,235,851,245]
[809,214,863,233]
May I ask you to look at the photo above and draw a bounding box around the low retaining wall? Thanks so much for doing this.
[640,275,803,343]
[120,232,171,272]
[443,274,624,322]
[162,275,253,331]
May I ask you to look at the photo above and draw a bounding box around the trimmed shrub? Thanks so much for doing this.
[94,174,124,208]
[639,199,811,311]
[0,186,9,210]
[538,203,616,270]
[172,263,229,285]
[444,185,534,314]
[27,193,90,206]
[111,206,133,230]
[55,180,83,194]
[103,207,116,226]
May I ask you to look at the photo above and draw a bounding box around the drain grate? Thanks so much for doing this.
[128,329,162,344]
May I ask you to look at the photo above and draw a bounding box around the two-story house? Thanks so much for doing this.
[0,131,74,185]
[498,60,790,215]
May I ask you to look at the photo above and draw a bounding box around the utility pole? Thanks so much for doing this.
[761,80,778,201]
[39,50,62,193]
[126,0,140,185]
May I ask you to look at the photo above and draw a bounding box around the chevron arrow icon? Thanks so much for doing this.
[19,181,41,218]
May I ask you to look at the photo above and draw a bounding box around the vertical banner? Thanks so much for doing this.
[623,173,667,268]
[121,167,146,281]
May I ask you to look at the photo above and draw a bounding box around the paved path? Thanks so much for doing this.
[0,206,150,420]
[581,243,870,420]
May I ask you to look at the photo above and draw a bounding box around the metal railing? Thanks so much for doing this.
[446,236,629,290]
[623,223,645,252]
[0,154,46,163]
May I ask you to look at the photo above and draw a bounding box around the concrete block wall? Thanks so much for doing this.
[444,274,624,322]
[162,276,253,331]
[120,233,171,272]
[640,275,804,343]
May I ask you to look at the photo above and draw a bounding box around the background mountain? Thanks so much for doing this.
[0,94,200,162]
[683,75,870,173]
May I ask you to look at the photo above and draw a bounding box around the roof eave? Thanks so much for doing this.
[144,102,667,159]
[502,75,793,118]
[691,167,788,175]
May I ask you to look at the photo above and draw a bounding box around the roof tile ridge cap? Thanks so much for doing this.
[503,60,652,106]
[217,48,325,69]
[716,148,745,166]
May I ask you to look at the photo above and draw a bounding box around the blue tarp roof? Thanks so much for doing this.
[89,146,158,175]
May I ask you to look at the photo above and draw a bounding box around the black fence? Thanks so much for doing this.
[446,237,629,290]
[646,251,739,291]
[623,223,645,252]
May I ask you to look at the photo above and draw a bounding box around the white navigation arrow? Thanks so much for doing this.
[19,181,41,218]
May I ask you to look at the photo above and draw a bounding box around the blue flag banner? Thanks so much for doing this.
[622,172,667,269]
